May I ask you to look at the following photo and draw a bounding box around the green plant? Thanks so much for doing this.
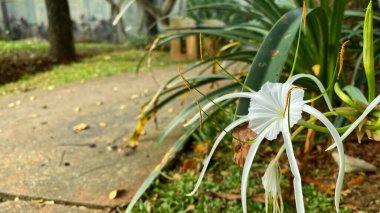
[125,1,380,212]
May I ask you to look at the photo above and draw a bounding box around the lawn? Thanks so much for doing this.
[0,42,182,96]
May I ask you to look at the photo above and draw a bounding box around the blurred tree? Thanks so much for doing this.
[187,0,244,24]
[136,0,176,35]
[45,0,76,62]
[105,0,127,43]
[0,0,11,39]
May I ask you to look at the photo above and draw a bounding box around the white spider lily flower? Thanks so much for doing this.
[185,74,345,213]
[262,158,283,213]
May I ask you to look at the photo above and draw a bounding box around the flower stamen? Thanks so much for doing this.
[283,86,305,118]
[302,0,307,28]
[338,40,350,79]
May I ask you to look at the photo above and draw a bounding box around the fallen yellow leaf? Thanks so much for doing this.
[73,123,90,132]
[108,189,125,200]
[99,122,107,128]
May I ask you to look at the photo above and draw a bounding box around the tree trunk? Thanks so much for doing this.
[1,2,11,40]
[45,0,76,62]
[106,0,127,43]
[136,0,176,35]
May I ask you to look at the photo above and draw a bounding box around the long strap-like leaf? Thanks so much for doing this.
[236,8,304,115]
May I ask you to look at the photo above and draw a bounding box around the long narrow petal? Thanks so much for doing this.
[328,94,380,150]
[184,92,255,127]
[187,116,251,196]
[303,105,345,212]
[282,124,305,213]
[286,74,334,112]
[241,123,276,213]
[241,131,267,213]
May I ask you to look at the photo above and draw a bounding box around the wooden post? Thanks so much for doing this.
[169,17,197,61]
[186,35,197,60]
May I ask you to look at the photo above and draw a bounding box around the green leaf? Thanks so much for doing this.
[156,83,240,144]
[343,85,368,105]
[326,0,347,98]
[334,83,362,111]
[236,8,304,115]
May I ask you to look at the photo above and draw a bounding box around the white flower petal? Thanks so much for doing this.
[303,105,344,212]
[248,82,304,140]
[282,123,305,213]
[262,158,283,213]
[286,74,334,112]
[241,129,269,213]
[184,92,255,127]
[187,116,251,196]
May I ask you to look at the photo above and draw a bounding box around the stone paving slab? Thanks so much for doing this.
[0,67,188,209]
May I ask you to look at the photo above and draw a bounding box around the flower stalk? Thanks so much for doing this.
[363,0,375,102]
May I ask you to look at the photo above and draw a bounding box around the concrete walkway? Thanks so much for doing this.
[0,67,187,212]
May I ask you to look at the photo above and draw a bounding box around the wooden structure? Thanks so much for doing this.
[168,17,198,61]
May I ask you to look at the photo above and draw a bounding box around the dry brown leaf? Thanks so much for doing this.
[348,175,365,185]
[127,140,138,149]
[181,159,198,172]
[303,176,334,195]
[193,144,208,157]
[212,192,241,200]
[232,124,256,167]
[341,189,352,197]
[251,193,266,203]
[184,204,195,212]
[173,173,181,181]
[210,192,265,203]
[73,123,89,132]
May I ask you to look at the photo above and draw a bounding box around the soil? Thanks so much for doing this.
[299,137,380,212]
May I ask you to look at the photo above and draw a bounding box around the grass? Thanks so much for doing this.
[0,48,183,96]
[0,41,128,85]
[131,109,350,212]
[0,41,119,58]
